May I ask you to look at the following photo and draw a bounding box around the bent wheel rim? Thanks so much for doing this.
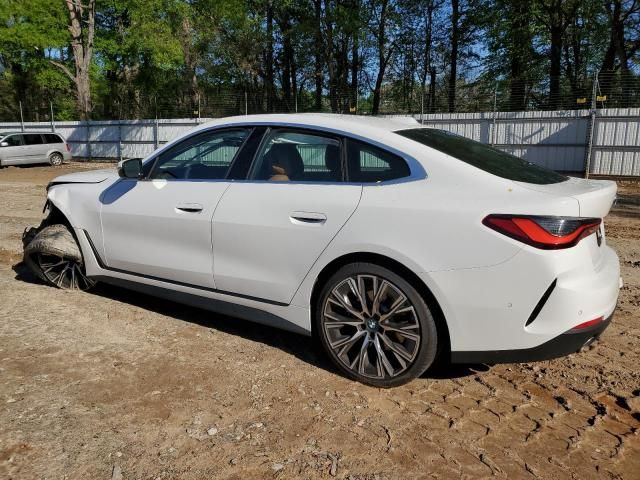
[36,253,95,290]
[322,274,421,380]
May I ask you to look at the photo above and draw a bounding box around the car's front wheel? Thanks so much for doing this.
[23,224,95,291]
[315,263,438,387]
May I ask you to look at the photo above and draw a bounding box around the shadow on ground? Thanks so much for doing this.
[13,261,486,384]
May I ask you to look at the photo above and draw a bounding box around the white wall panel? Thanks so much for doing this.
[2,110,639,175]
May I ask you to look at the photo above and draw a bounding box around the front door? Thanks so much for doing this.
[212,128,362,304]
[100,127,251,288]
[0,134,26,165]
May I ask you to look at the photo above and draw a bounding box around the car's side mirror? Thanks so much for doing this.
[118,158,143,179]
[0,142,8,147]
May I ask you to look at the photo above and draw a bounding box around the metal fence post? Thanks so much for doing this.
[583,73,599,179]
[490,84,498,145]
[245,91,248,115]
[50,101,56,132]
[87,120,92,161]
[154,117,159,150]
[117,120,122,162]
[19,101,25,132]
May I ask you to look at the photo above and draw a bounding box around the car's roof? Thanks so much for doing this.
[198,113,420,137]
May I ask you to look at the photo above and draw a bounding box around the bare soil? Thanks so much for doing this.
[1,163,639,479]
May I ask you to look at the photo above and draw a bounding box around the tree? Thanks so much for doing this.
[56,0,96,119]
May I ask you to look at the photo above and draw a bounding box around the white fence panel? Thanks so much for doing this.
[1,109,639,176]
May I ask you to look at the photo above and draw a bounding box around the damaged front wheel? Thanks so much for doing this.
[23,224,95,291]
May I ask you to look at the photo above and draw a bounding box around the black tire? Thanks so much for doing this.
[315,262,438,388]
[23,224,95,290]
[49,152,63,166]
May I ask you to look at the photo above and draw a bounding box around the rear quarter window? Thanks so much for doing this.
[346,139,410,183]
[396,128,568,185]
[44,134,64,144]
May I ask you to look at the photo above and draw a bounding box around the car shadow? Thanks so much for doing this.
[13,261,488,384]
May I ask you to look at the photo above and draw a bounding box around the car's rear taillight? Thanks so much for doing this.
[65,143,71,152]
[482,215,601,250]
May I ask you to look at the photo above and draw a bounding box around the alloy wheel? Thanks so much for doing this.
[36,253,95,290]
[322,274,421,380]
[50,153,63,166]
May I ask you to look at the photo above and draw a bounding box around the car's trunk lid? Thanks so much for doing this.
[515,177,617,218]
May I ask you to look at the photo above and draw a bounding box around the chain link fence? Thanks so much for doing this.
[4,72,640,123]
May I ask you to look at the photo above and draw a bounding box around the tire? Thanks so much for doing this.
[23,224,95,291]
[49,152,63,166]
[315,262,438,388]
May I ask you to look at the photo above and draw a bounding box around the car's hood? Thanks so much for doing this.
[48,168,118,187]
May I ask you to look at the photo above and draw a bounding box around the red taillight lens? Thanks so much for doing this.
[571,316,604,331]
[65,143,71,152]
[483,215,601,249]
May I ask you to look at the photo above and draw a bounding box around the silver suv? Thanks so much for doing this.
[0,132,72,167]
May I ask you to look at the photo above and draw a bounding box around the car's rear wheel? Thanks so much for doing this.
[23,224,95,291]
[49,152,63,166]
[315,263,438,387]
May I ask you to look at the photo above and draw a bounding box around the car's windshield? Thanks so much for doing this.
[396,128,568,185]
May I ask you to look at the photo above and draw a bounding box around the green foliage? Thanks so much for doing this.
[0,0,639,120]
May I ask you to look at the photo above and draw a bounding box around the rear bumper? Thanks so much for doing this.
[451,312,613,364]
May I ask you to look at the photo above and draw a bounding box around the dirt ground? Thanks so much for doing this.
[1,163,639,480]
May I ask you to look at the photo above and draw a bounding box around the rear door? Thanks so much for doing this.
[100,127,251,288]
[212,128,362,304]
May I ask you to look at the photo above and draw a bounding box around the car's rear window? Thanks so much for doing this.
[396,128,568,185]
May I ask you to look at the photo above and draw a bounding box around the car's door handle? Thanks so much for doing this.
[290,211,327,224]
[175,203,203,213]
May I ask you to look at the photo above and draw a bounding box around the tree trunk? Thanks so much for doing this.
[420,1,434,115]
[314,0,323,110]
[549,25,563,109]
[428,67,436,113]
[59,0,96,120]
[372,0,391,115]
[266,2,275,112]
[350,29,359,112]
[508,0,530,111]
[448,0,459,113]
[278,13,294,111]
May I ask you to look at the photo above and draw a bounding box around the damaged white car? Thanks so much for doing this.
[23,114,621,387]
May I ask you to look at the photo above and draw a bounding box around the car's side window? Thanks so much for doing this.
[148,129,249,180]
[44,134,63,144]
[4,135,24,147]
[250,130,343,182]
[23,134,44,146]
[346,138,411,183]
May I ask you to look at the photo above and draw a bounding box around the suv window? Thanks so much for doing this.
[3,134,24,147]
[23,134,44,145]
[251,130,343,182]
[149,128,249,180]
[346,139,410,183]
[44,133,64,144]
[396,128,568,185]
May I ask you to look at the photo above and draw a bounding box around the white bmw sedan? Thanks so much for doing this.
[23,114,621,387]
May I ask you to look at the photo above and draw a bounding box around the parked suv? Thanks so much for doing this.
[0,132,72,167]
